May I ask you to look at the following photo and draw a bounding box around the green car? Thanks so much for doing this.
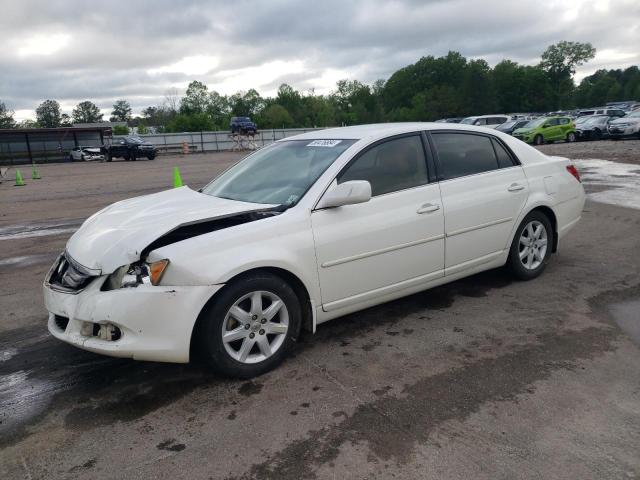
[512,116,577,145]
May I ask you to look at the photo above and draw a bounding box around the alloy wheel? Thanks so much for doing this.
[221,290,289,364]
[518,220,548,270]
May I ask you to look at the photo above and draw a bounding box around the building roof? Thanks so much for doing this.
[0,125,113,135]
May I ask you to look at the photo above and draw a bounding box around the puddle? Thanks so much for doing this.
[574,159,640,210]
[608,300,640,346]
[0,220,82,241]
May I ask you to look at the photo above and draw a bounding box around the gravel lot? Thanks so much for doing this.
[538,138,640,164]
[1,148,639,479]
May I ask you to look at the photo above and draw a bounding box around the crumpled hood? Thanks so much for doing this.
[66,187,272,274]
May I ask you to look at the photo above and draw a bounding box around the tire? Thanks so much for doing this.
[565,132,576,143]
[123,153,130,161]
[147,154,155,160]
[196,272,302,378]
[533,134,544,145]
[507,211,553,281]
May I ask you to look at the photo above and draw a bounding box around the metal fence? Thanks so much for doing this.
[117,128,325,155]
[0,127,326,166]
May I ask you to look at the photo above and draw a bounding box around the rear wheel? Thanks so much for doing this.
[196,272,302,378]
[533,134,544,145]
[565,132,576,142]
[508,211,553,281]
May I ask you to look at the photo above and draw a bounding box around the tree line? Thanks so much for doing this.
[1,41,639,133]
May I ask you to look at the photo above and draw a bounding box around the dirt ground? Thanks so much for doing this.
[1,149,639,479]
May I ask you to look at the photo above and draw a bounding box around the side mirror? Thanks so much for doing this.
[317,180,372,209]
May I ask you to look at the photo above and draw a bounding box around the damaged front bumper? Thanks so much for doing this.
[44,276,221,363]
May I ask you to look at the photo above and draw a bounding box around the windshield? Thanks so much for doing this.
[202,139,356,206]
[460,117,476,124]
[583,116,606,125]
[627,112,640,118]
[498,120,517,130]
[126,136,144,144]
[523,118,547,128]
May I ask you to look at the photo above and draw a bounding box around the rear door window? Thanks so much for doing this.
[431,133,500,180]
[492,139,516,168]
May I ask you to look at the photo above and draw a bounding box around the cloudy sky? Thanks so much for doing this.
[1,0,639,120]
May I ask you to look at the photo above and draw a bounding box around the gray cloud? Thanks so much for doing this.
[1,0,639,119]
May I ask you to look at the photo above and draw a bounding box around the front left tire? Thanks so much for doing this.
[566,132,576,142]
[196,272,302,378]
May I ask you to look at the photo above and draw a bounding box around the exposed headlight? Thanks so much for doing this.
[103,259,169,290]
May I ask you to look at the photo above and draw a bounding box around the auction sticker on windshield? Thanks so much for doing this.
[307,140,342,147]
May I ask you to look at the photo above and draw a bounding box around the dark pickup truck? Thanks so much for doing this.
[230,116,257,134]
[104,135,156,161]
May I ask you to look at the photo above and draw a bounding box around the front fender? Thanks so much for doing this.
[148,211,321,304]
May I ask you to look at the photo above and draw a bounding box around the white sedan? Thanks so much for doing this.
[44,123,585,378]
[69,146,104,161]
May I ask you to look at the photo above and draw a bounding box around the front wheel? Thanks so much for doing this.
[565,132,576,142]
[533,134,544,145]
[508,211,553,281]
[147,154,155,160]
[196,272,302,378]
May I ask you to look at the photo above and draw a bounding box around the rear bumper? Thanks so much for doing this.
[44,278,220,363]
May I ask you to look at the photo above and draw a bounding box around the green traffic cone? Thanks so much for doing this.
[32,165,41,180]
[14,169,25,186]
[173,167,183,188]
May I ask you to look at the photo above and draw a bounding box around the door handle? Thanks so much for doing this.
[508,183,525,192]
[417,203,440,214]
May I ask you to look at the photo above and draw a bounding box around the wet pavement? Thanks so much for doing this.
[0,152,639,479]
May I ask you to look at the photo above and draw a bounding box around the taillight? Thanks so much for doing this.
[566,164,581,182]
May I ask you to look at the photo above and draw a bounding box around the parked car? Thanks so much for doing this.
[512,116,577,145]
[575,115,612,141]
[69,146,104,162]
[434,117,464,123]
[607,112,640,139]
[44,123,585,378]
[495,119,530,135]
[230,117,258,134]
[104,135,156,161]
[578,107,626,118]
[460,115,510,128]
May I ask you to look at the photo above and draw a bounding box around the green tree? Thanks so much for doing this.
[166,113,214,132]
[261,104,294,128]
[206,91,230,128]
[110,99,132,122]
[180,81,210,115]
[112,124,129,135]
[540,41,596,108]
[60,113,72,127]
[18,119,38,128]
[0,101,16,128]
[229,89,264,116]
[35,99,61,127]
[137,122,148,134]
[72,101,103,123]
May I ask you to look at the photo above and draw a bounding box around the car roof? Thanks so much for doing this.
[282,122,513,142]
